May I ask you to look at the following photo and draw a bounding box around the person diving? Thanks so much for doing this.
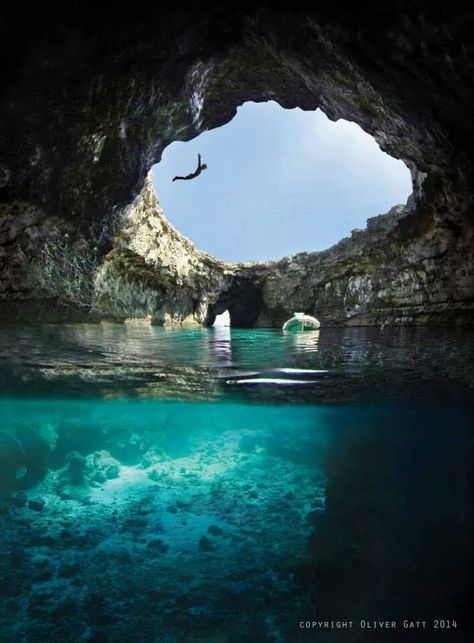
[172,153,207,182]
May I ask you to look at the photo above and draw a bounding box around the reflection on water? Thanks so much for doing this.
[0,324,473,641]
[0,323,473,401]
[288,328,320,354]
[209,325,233,367]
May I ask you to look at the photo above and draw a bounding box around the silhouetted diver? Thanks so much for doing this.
[172,154,207,182]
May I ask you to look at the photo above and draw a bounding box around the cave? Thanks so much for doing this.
[1,3,473,329]
[1,6,473,641]
[207,279,264,327]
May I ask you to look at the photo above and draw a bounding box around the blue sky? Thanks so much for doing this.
[152,101,412,262]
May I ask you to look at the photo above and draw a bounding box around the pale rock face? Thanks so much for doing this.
[92,176,237,325]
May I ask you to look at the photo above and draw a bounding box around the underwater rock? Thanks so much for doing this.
[84,631,109,643]
[0,430,25,488]
[34,533,58,548]
[146,539,169,554]
[35,423,58,453]
[30,554,55,581]
[85,450,121,484]
[307,508,325,526]
[264,431,324,466]
[8,545,27,567]
[0,430,24,458]
[239,433,265,453]
[140,447,169,468]
[59,528,90,548]
[15,466,28,481]
[122,517,148,532]
[58,560,82,578]
[57,483,90,503]
[57,452,92,500]
[65,451,87,485]
[12,492,27,507]
[199,535,214,551]
[93,471,107,485]
[13,424,56,486]
[207,524,223,537]
[28,497,46,511]
[175,498,192,510]
[114,432,148,465]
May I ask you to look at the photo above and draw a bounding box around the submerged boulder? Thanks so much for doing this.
[28,497,46,511]
[12,492,28,507]
[199,535,214,551]
[208,524,223,537]
[65,451,87,486]
[86,450,121,485]
[0,430,26,490]
[146,538,169,554]
[57,449,121,498]
[12,423,58,487]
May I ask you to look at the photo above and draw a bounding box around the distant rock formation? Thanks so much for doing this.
[92,176,474,327]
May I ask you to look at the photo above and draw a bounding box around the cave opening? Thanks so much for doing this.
[213,310,230,327]
[151,101,412,263]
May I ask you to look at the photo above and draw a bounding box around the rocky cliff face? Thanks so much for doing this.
[255,204,474,327]
[0,3,473,325]
[93,176,236,325]
[92,177,474,327]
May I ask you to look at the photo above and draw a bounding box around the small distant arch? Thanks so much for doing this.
[213,309,231,327]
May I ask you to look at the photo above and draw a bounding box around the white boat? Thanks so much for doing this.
[282,312,320,331]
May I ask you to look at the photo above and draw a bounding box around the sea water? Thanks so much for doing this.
[0,324,473,642]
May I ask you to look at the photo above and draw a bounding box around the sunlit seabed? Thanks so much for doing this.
[0,324,473,641]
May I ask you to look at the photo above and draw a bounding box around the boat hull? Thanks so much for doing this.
[282,315,320,331]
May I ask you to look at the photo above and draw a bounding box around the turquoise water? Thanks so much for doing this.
[0,325,473,641]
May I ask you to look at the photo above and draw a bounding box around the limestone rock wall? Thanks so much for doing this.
[92,176,237,324]
[253,205,474,327]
